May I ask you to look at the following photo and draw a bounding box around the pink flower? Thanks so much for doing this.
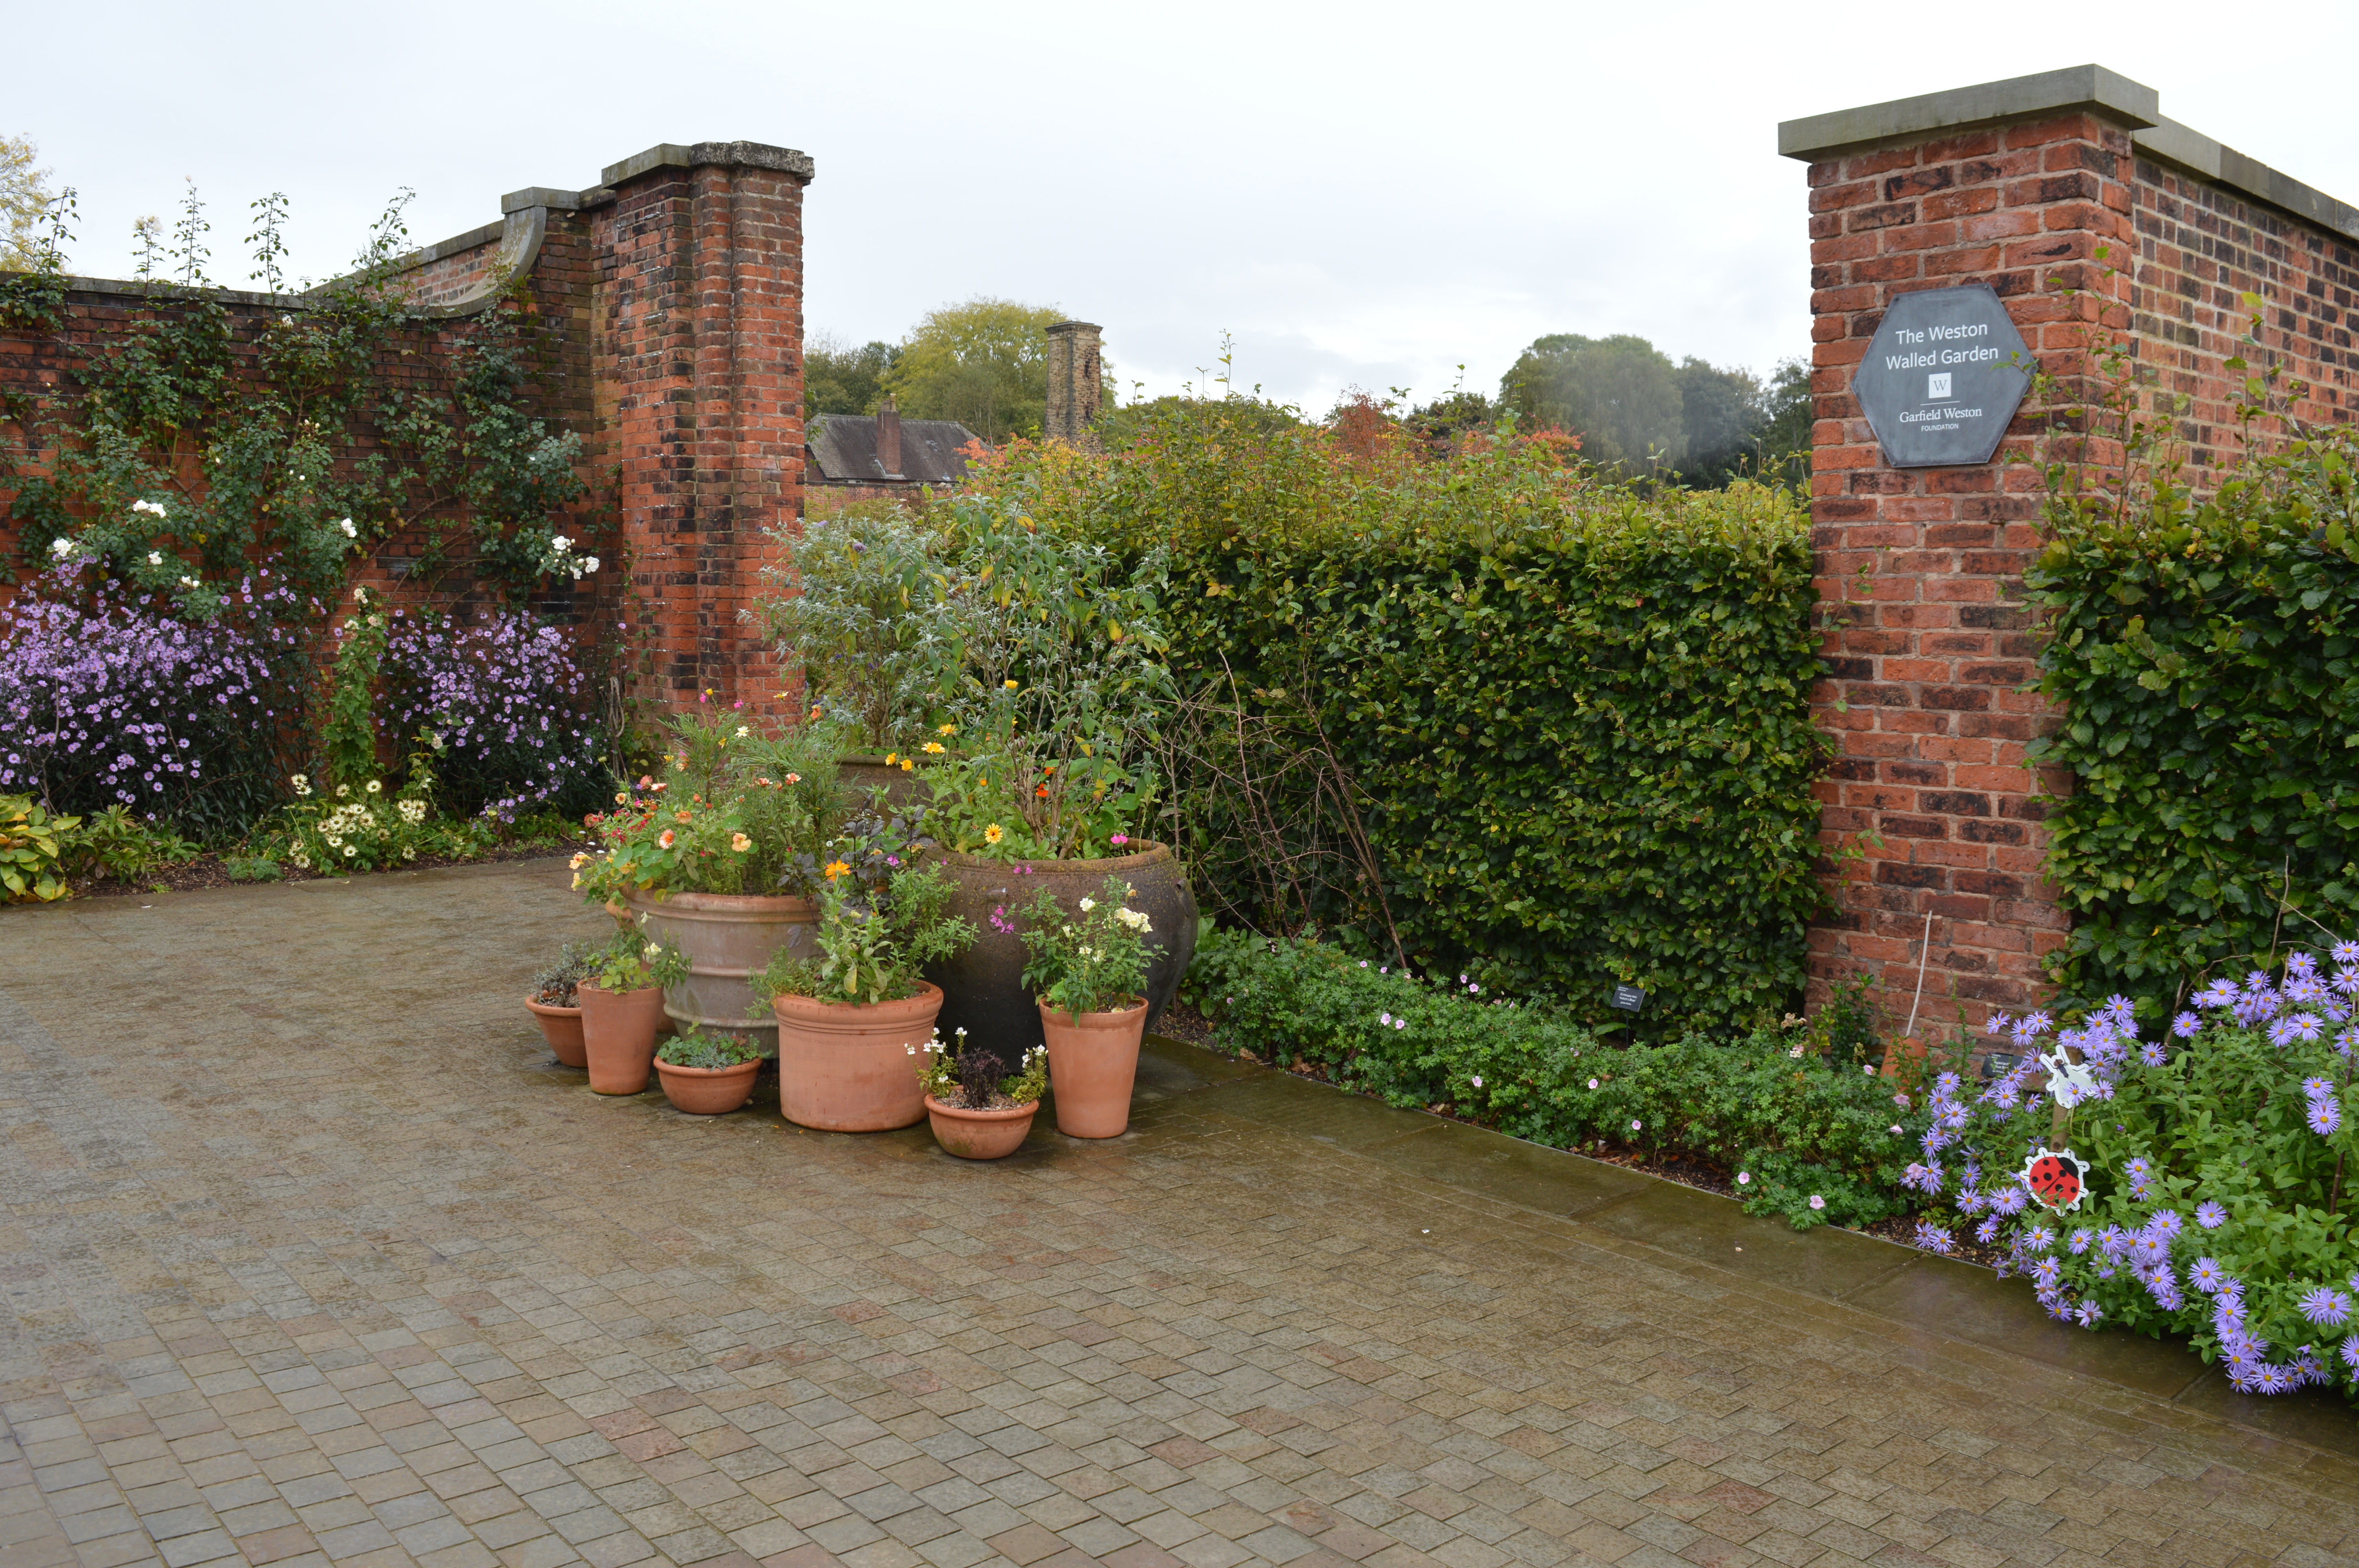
[1110,833,1129,845]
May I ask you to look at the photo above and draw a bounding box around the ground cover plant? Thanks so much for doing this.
[1187,927,1926,1231]
[1909,947,2359,1401]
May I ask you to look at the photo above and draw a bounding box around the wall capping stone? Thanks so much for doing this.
[598,141,816,188]
[1781,64,2359,247]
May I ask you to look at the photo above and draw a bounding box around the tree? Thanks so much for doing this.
[1674,357,1767,486]
[1499,333,1686,472]
[1751,356,1814,488]
[2,133,58,272]
[805,331,899,416]
[881,297,1066,443]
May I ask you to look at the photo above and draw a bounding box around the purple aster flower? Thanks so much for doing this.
[2190,1257,2226,1293]
[2139,1041,2168,1067]
[1974,1216,2001,1245]
[2343,1339,2359,1372]
[2068,1229,2092,1255]
[2304,1076,2337,1102]
[1986,1013,2013,1038]
[2032,1258,2061,1289]
[2289,951,2321,979]
[2309,1097,2343,1136]
[2017,1012,2053,1040]
[2074,1301,2103,1328]
[2195,1201,2227,1229]
[2334,968,2359,998]
[2172,1011,2202,1038]
[1914,1221,1955,1254]
[2335,940,2359,967]
[2303,1288,2356,1329]
[2194,979,2238,1010]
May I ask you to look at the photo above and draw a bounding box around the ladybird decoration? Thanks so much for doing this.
[2021,1146,2090,1212]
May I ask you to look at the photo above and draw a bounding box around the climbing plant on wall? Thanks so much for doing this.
[0,185,589,608]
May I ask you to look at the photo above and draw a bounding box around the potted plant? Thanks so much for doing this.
[525,939,598,1067]
[578,709,850,1054]
[577,926,689,1095]
[754,856,978,1132]
[653,1026,765,1115]
[913,496,1197,1056]
[1019,874,1167,1138]
[914,1027,1048,1158]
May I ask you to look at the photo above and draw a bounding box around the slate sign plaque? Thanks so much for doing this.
[1852,283,2031,468]
[1610,984,1646,1013]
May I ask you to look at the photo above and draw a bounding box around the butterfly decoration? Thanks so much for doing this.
[2021,1146,2090,1212]
[2038,1047,2102,1107]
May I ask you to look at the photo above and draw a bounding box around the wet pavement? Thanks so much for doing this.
[3,859,2357,1568]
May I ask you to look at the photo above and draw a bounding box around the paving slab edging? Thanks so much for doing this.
[1138,1034,2359,1464]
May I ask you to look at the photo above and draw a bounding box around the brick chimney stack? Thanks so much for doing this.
[876,396,903,478]
[1044,320,1103,446]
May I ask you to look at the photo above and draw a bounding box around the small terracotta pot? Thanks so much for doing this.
[772,983,943,1132]
[1038,997,1148,1138]
[578,982,665,1094]
[654,1057,762,1115]
[925,1095,1039,1159]
[526,998,587,1067]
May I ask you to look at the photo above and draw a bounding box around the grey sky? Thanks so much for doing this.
[12,1,2354,417]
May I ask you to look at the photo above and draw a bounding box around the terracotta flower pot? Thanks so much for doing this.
[925,1095,1039,1159]
[772,982,943,1132]
[1038,997,1148,1138]
[578,982,666,1094]
[921,842,1198,1062]
[525,998,587,1067]
[627,889,818,1055]
[654,1057,762,1115]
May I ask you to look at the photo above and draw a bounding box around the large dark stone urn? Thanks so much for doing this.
[921,842,1198,1062]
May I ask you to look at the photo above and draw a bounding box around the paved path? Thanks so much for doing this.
[3,861,2357,1568]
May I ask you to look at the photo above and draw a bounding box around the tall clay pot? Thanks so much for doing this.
[525,998,587,1067]
[627,890,817,1055]
[578,982,666,1094]
[921,842,1197,1062]
[771,983,943,1132]
[1038,997,1149,1138]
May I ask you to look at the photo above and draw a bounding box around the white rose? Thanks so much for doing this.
[147,552,162,566]
[550,534,571,552]
[178,576,200,590]
[1078,897,1096,912]
[583,556,600,573]
[338,517,357,539]
[50,537,71,557]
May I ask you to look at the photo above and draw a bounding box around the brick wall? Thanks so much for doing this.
[0,143,812,722]
[1794,77,2359,1038]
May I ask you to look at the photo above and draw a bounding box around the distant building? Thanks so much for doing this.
[806,398,981,503]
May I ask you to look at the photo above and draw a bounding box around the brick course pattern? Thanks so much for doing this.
[0,144,811,719]
[1804,110,2359,1020]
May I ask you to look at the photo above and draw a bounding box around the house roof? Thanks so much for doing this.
[808,414,982,485]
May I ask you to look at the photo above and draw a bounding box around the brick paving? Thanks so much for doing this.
[4,860,2359,1568]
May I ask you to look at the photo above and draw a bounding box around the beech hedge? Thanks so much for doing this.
[976,401,1830,1033]
[2027,428,2359,1008]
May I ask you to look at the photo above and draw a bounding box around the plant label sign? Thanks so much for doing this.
[1852,283,2032,468]
[1610,984,1646,1013]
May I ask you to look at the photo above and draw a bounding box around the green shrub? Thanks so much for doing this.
[980,401,1829,1033]
[2027,422,2359,1011]
[60,806,199,883]
[0,794,75,902]
[1187,928,1926,1230]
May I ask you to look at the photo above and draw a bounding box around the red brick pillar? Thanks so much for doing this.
[594,142,812,721]
[1782,73,2143,1031]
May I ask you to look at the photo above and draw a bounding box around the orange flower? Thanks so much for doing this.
[674,809,692,823]
[823,859,850,880]
[658,829,677,849]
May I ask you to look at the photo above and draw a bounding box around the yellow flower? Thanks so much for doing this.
[922,742,945,755]
[938,723,956,736]
[983,824,1004,845]
[569,852,589,869]
[900,759,914,772]
[731,833,752,853]
[885,752,899,765]
[824,859,850,880]
[1004,679,1019,690]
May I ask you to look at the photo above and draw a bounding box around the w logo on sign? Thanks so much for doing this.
[1927,372,1953,399]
